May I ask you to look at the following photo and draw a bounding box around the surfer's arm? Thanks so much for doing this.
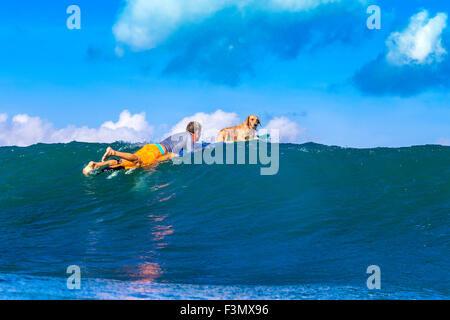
[157,153,179,161]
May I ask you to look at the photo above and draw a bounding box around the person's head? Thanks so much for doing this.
[186,121,202,140]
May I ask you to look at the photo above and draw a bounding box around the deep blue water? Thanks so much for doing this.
[0,142,449,299]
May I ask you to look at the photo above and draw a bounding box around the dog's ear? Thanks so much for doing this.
[245,116,250,128]
[257,118,261,127]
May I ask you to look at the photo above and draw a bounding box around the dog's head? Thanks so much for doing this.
[245,115,261,130]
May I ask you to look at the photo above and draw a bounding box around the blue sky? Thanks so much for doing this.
[0,0,449,147]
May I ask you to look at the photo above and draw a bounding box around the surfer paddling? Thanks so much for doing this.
[83,121,202,175]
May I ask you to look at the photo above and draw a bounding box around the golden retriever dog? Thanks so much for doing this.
[216,115,261,142]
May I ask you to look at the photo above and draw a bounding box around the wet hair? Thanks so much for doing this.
[186,121,202,135]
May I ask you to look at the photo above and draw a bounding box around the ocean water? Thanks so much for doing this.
[0,141,448,299]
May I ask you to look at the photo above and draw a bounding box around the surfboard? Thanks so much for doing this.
[257,133,270,140]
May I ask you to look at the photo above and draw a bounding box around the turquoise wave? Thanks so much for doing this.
[0,142,449,299]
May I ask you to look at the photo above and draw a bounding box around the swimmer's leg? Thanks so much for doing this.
[83,159,119,176]
[102,146,142,164]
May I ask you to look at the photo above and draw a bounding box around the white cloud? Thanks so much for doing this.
[261,116,305,143]
[0,109,307,147]
[0,113,8,123]
[113,0,351,50]
[0,110,154,147]
[0,114,54,147]
[386,10,448,66]
[164,109,239,142]
[114,46,125,57]
[101,110,151,132]
[113,0,225,50]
